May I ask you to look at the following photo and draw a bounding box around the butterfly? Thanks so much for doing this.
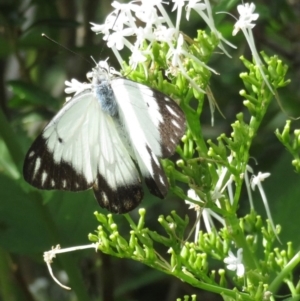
[23,61,186,214]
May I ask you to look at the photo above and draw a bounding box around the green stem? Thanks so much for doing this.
[232,176,243,212]
[285,279,297,296]
[124,213,137,230]
[269,251,300,294]
[225,212,258,271]
[182,104,218,184]
[173,270,253,301]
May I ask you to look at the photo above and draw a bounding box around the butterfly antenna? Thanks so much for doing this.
[41,33,92,65]
[90,56,98,66]
[97,9,121,58]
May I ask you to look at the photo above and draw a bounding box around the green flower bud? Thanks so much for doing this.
[279,120,291,145]
[287,242,294,260]
[240,72,260,87]
[243,100,257,115]
[110,223,118,231]
[240,56,252,70]
[218,269,227,287]
[117,234,129,251]
[94,211,107,225]
[144,244,156,261]
[180,245,189,260]
[88,233,98,242]
[137,208,146,230]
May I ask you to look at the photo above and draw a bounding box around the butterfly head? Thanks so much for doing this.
[86,60,121,86]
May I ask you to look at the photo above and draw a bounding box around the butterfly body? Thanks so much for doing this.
[93,74,118,117]
[23,62,185,213]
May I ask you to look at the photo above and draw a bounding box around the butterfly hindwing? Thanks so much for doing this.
[94,173,143,214]
[23,90,143,213]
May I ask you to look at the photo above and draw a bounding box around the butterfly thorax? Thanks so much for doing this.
[92,71,118,117]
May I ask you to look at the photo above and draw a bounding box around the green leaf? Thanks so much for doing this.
[261,152,300,246]
[7,80,59,109]
[0,36,13,58]
[0,173,100,254]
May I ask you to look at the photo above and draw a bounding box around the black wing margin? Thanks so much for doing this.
[23,135,92,191]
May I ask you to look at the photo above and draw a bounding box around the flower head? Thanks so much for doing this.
[89,0,224,94]
[186,0,206,21]
[186,0,236,57]
[250,171,279,241]
[185,189,225,242]
[224,248,245,277]
[64,79,91,96]
[251,171,270,190]
[232,3,259,36]
[232,2,274,94]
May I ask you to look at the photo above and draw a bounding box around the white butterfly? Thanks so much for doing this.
[23,61,186,213]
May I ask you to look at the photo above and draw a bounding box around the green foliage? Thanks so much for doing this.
[1,0,300,301]
[86,39,300,299]
[275,120,300,173]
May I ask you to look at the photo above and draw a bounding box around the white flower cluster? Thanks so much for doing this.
[89,0,237,95]
[65,0,273,101]
[89,1,273,95]
[233,2,274,94]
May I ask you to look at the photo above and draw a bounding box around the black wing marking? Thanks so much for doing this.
[151,88,186,158]
[93,174,143,213]
[23,135,91,191]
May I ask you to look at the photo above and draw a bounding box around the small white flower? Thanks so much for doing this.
[185,189,203,210]
[224,248,245,277]
[90,22,109,34]
[232,2,274,94]
[129,47,148,70]
[244,165,254,209]
[186,0,236,56]
[210,156,234,204]
[64,79,90,96]
[251,171,279,241]
[155,26,177,44]
[167,33,184,67]
[134,0,174,28]
[135,5,164,28]
[90,11,128,38]
[251,171,270,190]
[186,0,206,21]
[111,1,138,29]
[185,189,225,242]
[232,3,259,36]
[172,0,186,12]
[106,27,135,50]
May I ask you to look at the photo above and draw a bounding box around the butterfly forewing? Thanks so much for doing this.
[23,89,143,213]
[111,78,186,199]
[24,91,96,191]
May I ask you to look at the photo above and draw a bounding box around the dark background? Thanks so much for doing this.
[1,0,300,300]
